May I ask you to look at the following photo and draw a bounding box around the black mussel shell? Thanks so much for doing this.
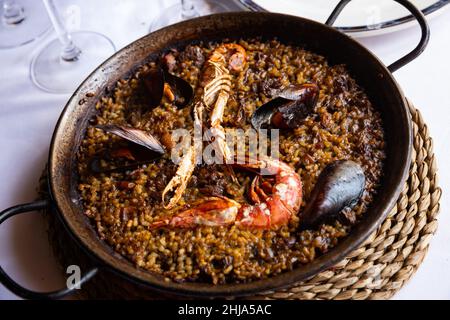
[89,125,166,174]
[142,67,193,109]
[164,70,194,108]
[96,125,165,154]
[251,83,319,130]
[300,160,365,229]
[142,67,165,108]
[250,97,281,130]
[273,84,314,100]
[89,144,163,174]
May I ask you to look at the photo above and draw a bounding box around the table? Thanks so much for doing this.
[1,0,449,300]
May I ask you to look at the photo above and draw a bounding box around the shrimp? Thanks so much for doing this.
[202,43,246,162]
[151,156,302,229]
[162,43,246,209]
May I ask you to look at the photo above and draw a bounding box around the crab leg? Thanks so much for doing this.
[162,145,196,209]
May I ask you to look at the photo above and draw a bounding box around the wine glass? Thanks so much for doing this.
[30,0,116,94]
[150,0,232,32]
[0,0,51,49]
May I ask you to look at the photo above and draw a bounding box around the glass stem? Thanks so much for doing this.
[2,0,25,24]
[42,0,81,61]
[181,0,198,19]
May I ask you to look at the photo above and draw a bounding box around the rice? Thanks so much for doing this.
[77,38,385,284]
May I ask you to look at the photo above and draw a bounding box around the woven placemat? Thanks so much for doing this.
[39,100,441,300]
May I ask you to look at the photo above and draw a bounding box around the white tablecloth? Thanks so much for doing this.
[1,0,449,300]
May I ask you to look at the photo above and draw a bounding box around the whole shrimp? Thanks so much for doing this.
[151,156,302,229]
[161,43,246,209]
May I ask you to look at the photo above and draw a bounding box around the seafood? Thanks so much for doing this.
[142,67,164,108]
[142,66,193,108]
[78,39,386,284]
[90,125,165,173]
[152,156,302,229]
[251,83,319,130]
[161,146,196,209]
[96,125,165,154]
[202,44,246,161]
[301,160,365,229]
[162,43,247,209]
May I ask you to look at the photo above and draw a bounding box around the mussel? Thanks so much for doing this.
[251,83,319,130]
[97,125,165,153]
[142,66,193,108]
[89,125,165,173]
[300,160,365,229]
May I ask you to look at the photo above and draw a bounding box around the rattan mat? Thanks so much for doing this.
[39,100,441,300]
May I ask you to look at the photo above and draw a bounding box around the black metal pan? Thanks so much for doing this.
[0,0,429,299]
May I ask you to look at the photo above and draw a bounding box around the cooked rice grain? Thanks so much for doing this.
[77,39,385,284]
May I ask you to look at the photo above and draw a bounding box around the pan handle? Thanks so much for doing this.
[325,0,430,72]
[0,200,99,299]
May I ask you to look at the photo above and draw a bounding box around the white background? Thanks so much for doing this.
[0,0,449,300]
